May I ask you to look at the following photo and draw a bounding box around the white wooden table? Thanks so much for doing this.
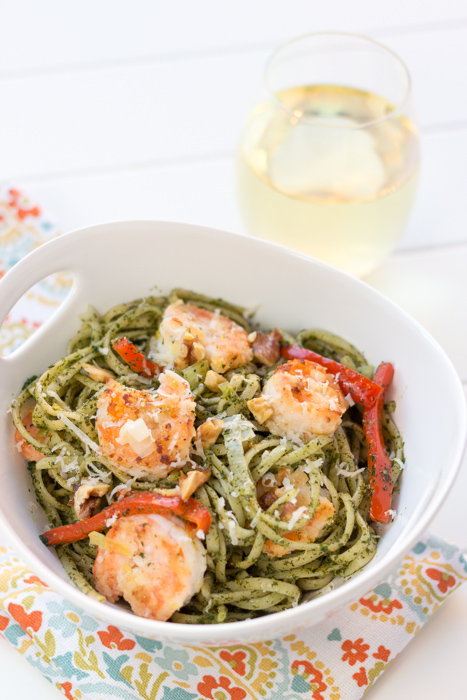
[1,2,467,697]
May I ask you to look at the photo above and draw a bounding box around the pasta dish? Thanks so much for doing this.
[12,289,404,623]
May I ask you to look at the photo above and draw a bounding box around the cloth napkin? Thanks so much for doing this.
[0,538,466,700]
[1,187,466,699]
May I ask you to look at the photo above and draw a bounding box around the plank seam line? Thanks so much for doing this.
[11,117,467,185]
[0,17,466,81]
[9,151,234,185]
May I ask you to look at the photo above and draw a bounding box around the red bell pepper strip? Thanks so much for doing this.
[362,362,395,523]
[112,337,161,378]
[39,491,211,546]
[281,345,382,408]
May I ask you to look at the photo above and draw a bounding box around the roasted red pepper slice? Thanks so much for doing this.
[39,491,211,546]
[112,337,161,378]
[281,344,382,408]
[362,362,395,523]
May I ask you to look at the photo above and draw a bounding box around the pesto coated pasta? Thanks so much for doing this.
[12,289,404,624]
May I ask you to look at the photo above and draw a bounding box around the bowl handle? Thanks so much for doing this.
[0,235,83,362]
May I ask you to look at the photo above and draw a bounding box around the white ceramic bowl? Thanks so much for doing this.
[0,221,465,645]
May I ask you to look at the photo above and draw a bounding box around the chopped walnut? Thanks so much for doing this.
[172,325,206,369]
[82,363,114,383]
[258,491,278,509]
[205,370,228,393]
[179,469,211,501]
[196,418,224,450]
[71,479,110,520]
[252,329,282,366]
[247,396,274,424]
[192,342,206,361]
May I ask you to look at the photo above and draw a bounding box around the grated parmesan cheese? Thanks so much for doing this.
[47,389,64,404]
[108,477,137,502]
[196,529,206,540]
[303,458,324,473]
[115,418,155,458]
[58,413,101,454]
[105,513,118,528]
[393,456,405,470]
[287,506,308,531]
[250,510,261,528]
[336,464,365,478]
[261,473,276,488]
[101,417,126,430]
[227,517,239,545]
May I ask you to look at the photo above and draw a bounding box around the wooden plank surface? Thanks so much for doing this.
[2,1,467,75]
[1,27,467,182]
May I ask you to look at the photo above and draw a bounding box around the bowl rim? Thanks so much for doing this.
[1,218,465,642]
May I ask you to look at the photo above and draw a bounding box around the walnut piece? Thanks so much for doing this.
[72,479,110,520]
[82,363,114,383]
[258,491,278,509]
[252,329,282,366]
[172,326,206,369]
[179,469,211,501]
[192,342,206,361]
[247,396,273,424]
[205,370,228,393]
[196,418,224,450]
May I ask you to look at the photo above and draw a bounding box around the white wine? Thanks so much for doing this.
[236,85,420,277]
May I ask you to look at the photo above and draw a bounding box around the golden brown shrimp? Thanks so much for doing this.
[257,466,335,558]
[250,358,347,443]
[14,408,46,462]
[93,513,206,620]
[151,302,252,373]
[96,372,195,479]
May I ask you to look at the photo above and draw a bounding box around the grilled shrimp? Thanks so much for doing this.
[93,513,206,620]
[257,466,335,558]
[151,302,252,373]
[251,358,347,443]
[96,372,195,479]
[14,408,46,462]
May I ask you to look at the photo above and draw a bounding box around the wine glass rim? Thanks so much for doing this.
[263,30,412,129]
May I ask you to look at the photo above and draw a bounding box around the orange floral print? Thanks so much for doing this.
[291,660,327,700]
[59,681,74,699]
[219,650,247,676]
[341,637,370,666]
[97,625,136,650]
[198,674,247,700]
[353,666,369,687]
[426,568,456,593]
[8,602,42,634]
[373,645,391,662]
[23,574,48,587]
[7,188,40,220]
[359,594,403,614]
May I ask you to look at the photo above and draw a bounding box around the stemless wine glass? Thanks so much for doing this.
[236,32,420,277]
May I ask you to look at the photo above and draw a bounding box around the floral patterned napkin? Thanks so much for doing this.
[1,187,466,699]
[0,537,465,700]
[0,184,71,356]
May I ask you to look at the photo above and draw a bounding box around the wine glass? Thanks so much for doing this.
[236,32,420,277]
